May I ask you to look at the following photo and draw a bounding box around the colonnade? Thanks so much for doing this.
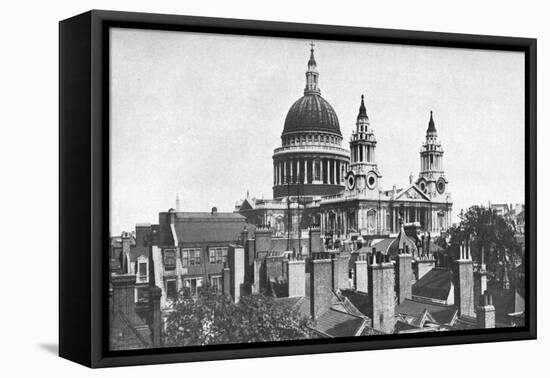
[274,157,349,186]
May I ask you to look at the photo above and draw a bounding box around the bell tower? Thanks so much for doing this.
[345,95,382,197]
[417,111,448,199]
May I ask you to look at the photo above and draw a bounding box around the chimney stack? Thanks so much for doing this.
[226,245,245,303]
[310,258,333,319]
[309,226,322,255]
[476,290,495,329]
[332,252,351,290]
[254,226,272,257]
[222,266,231,297]
[396,245,413,304]
[287,259,306,297]
[368,252,395,333]
[121,232,132,274]
[111,274,137,318]
[414,236,435,280]
[454,241,475,317]
[474,243,488,311]
[354,258,368,293]
[149,286,163,347]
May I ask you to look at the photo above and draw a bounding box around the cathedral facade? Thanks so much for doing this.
[235,44,452,241]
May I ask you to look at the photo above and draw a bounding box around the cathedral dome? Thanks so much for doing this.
[282,93,341,136]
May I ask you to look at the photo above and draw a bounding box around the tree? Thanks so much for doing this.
[446,205,523,293]
[164,285,316,347]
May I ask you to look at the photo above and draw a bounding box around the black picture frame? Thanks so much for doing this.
[59,9,537,368]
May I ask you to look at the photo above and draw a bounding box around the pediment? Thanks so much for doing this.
[395,185,431,202]
[239,199,255,211]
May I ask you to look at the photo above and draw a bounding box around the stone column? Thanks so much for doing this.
[320,158,324,184]
[297,159,301,183]
[283,160,287,184]
[333,160,336,184]
[305,158,308,184]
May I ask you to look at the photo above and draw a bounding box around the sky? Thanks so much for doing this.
[110,28,525,235]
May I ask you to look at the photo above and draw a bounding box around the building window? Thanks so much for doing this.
[166,279,178,301]
[182,248,201,266]
[437,212,445,230]
[210,275,222,292]
[136,256,148,283]
[314,160,321,181]
[367,209,377,234]
[183,277,203,297]
[209,247,228,264]
[163,249,176,270]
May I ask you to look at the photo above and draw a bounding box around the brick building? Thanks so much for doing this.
[153,207,250,308]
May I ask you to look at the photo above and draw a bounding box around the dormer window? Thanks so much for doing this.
[163,249,176,270]
[209,247,228,264]
[136,256,149,283]
[182,248,201,266]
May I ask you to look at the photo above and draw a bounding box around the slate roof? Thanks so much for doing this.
[412,268,453,301]
[274,296,311,319]
[158,211,248,246]
[396,298,458,325]
[313,308,366,337]
[487,284,525,323]
[109,310,152,350]
[339,289,370,317]
[370,235,419,258]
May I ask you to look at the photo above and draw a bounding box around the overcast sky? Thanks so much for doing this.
[110,28,525,235]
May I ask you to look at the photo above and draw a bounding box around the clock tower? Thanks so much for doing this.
[417,111,448,199]
[345,95,382,198]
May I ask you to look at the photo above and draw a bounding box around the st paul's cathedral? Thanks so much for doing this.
[235,44,453,242]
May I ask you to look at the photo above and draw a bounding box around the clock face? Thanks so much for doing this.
[437,178,446,194]
[366,172,377,189]
[346,172,355,190]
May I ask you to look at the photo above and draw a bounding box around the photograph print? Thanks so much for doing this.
[108,28,527,351]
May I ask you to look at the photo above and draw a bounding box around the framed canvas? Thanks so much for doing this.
[59,10,537,368]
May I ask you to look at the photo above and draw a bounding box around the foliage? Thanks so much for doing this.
[164,285,316,347]
[445,205,523,293]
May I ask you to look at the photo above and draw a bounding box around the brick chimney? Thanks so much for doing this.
[252,258,262,294]
[476,290,495,329]
[111,274,137,318]
[226,245,245,303]
[368,251,395,333]
[149,286,163,347]
[332,252,351,290]
[287,259,306,297]
[309,226,322,255]
[254,226,272,256]
[310,258,333,319]
[121,232,132,274]
[474,244,488,312]
[396,246,413,304]
[354,258,368,293]
[454,241,475,317]
[222,266,231,297]
[414,234,435,280]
